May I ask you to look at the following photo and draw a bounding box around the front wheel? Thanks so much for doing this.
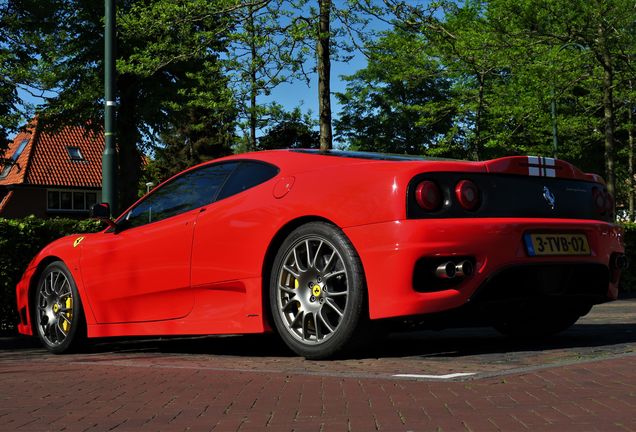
[269,222,368,359]
[34,261,86,353]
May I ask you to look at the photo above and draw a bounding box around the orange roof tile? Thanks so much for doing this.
[0,119,103,188]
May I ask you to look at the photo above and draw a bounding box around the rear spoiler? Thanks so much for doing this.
[484,156,604,184]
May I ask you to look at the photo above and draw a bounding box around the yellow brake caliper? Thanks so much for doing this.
[62,297,73,332]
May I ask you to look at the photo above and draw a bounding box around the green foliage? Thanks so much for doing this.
[0,217,102,334]
[226,0,306,148]
[335,29,456,155]
[0,4,23,152]
[258,107,319,150]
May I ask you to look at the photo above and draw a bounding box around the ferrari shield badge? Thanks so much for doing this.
[73,236,85,248]
[543,186,556,210]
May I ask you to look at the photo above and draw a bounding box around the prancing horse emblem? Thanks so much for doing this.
[543,186,555,210]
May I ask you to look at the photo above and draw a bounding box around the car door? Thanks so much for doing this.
[190,161,279,320]
[80,162,238,323]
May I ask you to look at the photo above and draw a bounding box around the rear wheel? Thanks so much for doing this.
[34,261,86,353]
[269,222,367,359]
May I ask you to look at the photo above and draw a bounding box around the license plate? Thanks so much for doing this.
[524,233,591,256]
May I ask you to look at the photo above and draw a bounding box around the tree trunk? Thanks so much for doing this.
[117,77,143,211]
[629,81,635,221]
[597,22,616,209]
[248,5,257,151]
[317,0,332,150]
[473,72,485,161]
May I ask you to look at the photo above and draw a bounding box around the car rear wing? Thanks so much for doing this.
[484,156,605,184]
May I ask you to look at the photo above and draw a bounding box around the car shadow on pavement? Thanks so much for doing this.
[368,323,636,359]
[77,321,636,359]
[2,322,635,359]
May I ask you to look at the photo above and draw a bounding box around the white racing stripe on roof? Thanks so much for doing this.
[528,156,556,177]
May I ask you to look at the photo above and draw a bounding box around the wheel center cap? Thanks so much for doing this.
[312,284,322,297]
[52,303,60,313]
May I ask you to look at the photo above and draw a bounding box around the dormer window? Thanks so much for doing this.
[67,146,84,161]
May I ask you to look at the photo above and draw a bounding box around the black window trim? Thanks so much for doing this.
[114,159,279,231]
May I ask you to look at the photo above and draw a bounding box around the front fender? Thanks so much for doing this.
[16,233,98,335]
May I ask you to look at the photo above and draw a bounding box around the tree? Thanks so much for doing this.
[5,0,238,209]
[0,3,25,152]
[258,106,319,149]
[154,104,236,182]
[335,29,455,155]
[226,0,305,151]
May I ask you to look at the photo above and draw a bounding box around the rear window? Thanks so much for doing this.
[217,161,279,200]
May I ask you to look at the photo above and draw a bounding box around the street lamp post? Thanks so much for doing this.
[550,42,586,159]
[102,0,117,215]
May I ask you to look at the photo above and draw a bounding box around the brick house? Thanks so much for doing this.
[0,119,103,218]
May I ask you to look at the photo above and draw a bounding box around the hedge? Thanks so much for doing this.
[0,216,102,334]
[0,218,634,335]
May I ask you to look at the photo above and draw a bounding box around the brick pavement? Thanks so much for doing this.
[1,296,634,432]
[0,352,634,431]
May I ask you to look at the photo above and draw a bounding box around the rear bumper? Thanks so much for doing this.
[344,218,624,320]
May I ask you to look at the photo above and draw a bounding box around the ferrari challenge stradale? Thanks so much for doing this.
[16,150,627,359]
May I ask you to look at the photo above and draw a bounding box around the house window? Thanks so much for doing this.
[47,189,100,212]
[66,146,84,161]
[0,138,29,178]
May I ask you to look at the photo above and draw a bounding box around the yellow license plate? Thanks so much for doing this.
[524,233,590,256]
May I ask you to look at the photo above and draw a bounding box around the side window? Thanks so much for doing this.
[121,162,238,229]
[217,161,279,200]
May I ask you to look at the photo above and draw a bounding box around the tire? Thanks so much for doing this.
[34,261,86,353]
[493,309,581,339]
[269,222,368,359]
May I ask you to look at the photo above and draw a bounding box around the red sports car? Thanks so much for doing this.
[15,150,626,358]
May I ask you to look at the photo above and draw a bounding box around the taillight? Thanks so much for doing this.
[592,187,613,214]
[455,179,480,211]
[415,180,442,211]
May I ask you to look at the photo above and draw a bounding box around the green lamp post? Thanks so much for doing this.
[102,0,117,216]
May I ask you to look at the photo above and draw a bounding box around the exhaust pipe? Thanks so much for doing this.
[455,260,474,278]
[612,254,629,270]
[435,262,456,279]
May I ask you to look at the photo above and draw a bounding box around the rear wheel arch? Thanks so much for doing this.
[264,220,371,358]
[261,217,349,328]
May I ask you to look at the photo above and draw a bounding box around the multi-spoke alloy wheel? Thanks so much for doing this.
[35,262,85,353]
[270,222,367,359]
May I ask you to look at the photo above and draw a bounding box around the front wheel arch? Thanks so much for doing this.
[28,256,64,336]
[30,259,87,353]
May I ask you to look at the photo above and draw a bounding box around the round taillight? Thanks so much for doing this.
[592,187,606,213]
[455,180,480,211]
[415,180,442,211]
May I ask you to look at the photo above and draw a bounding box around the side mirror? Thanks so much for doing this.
[90,203,117,229]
